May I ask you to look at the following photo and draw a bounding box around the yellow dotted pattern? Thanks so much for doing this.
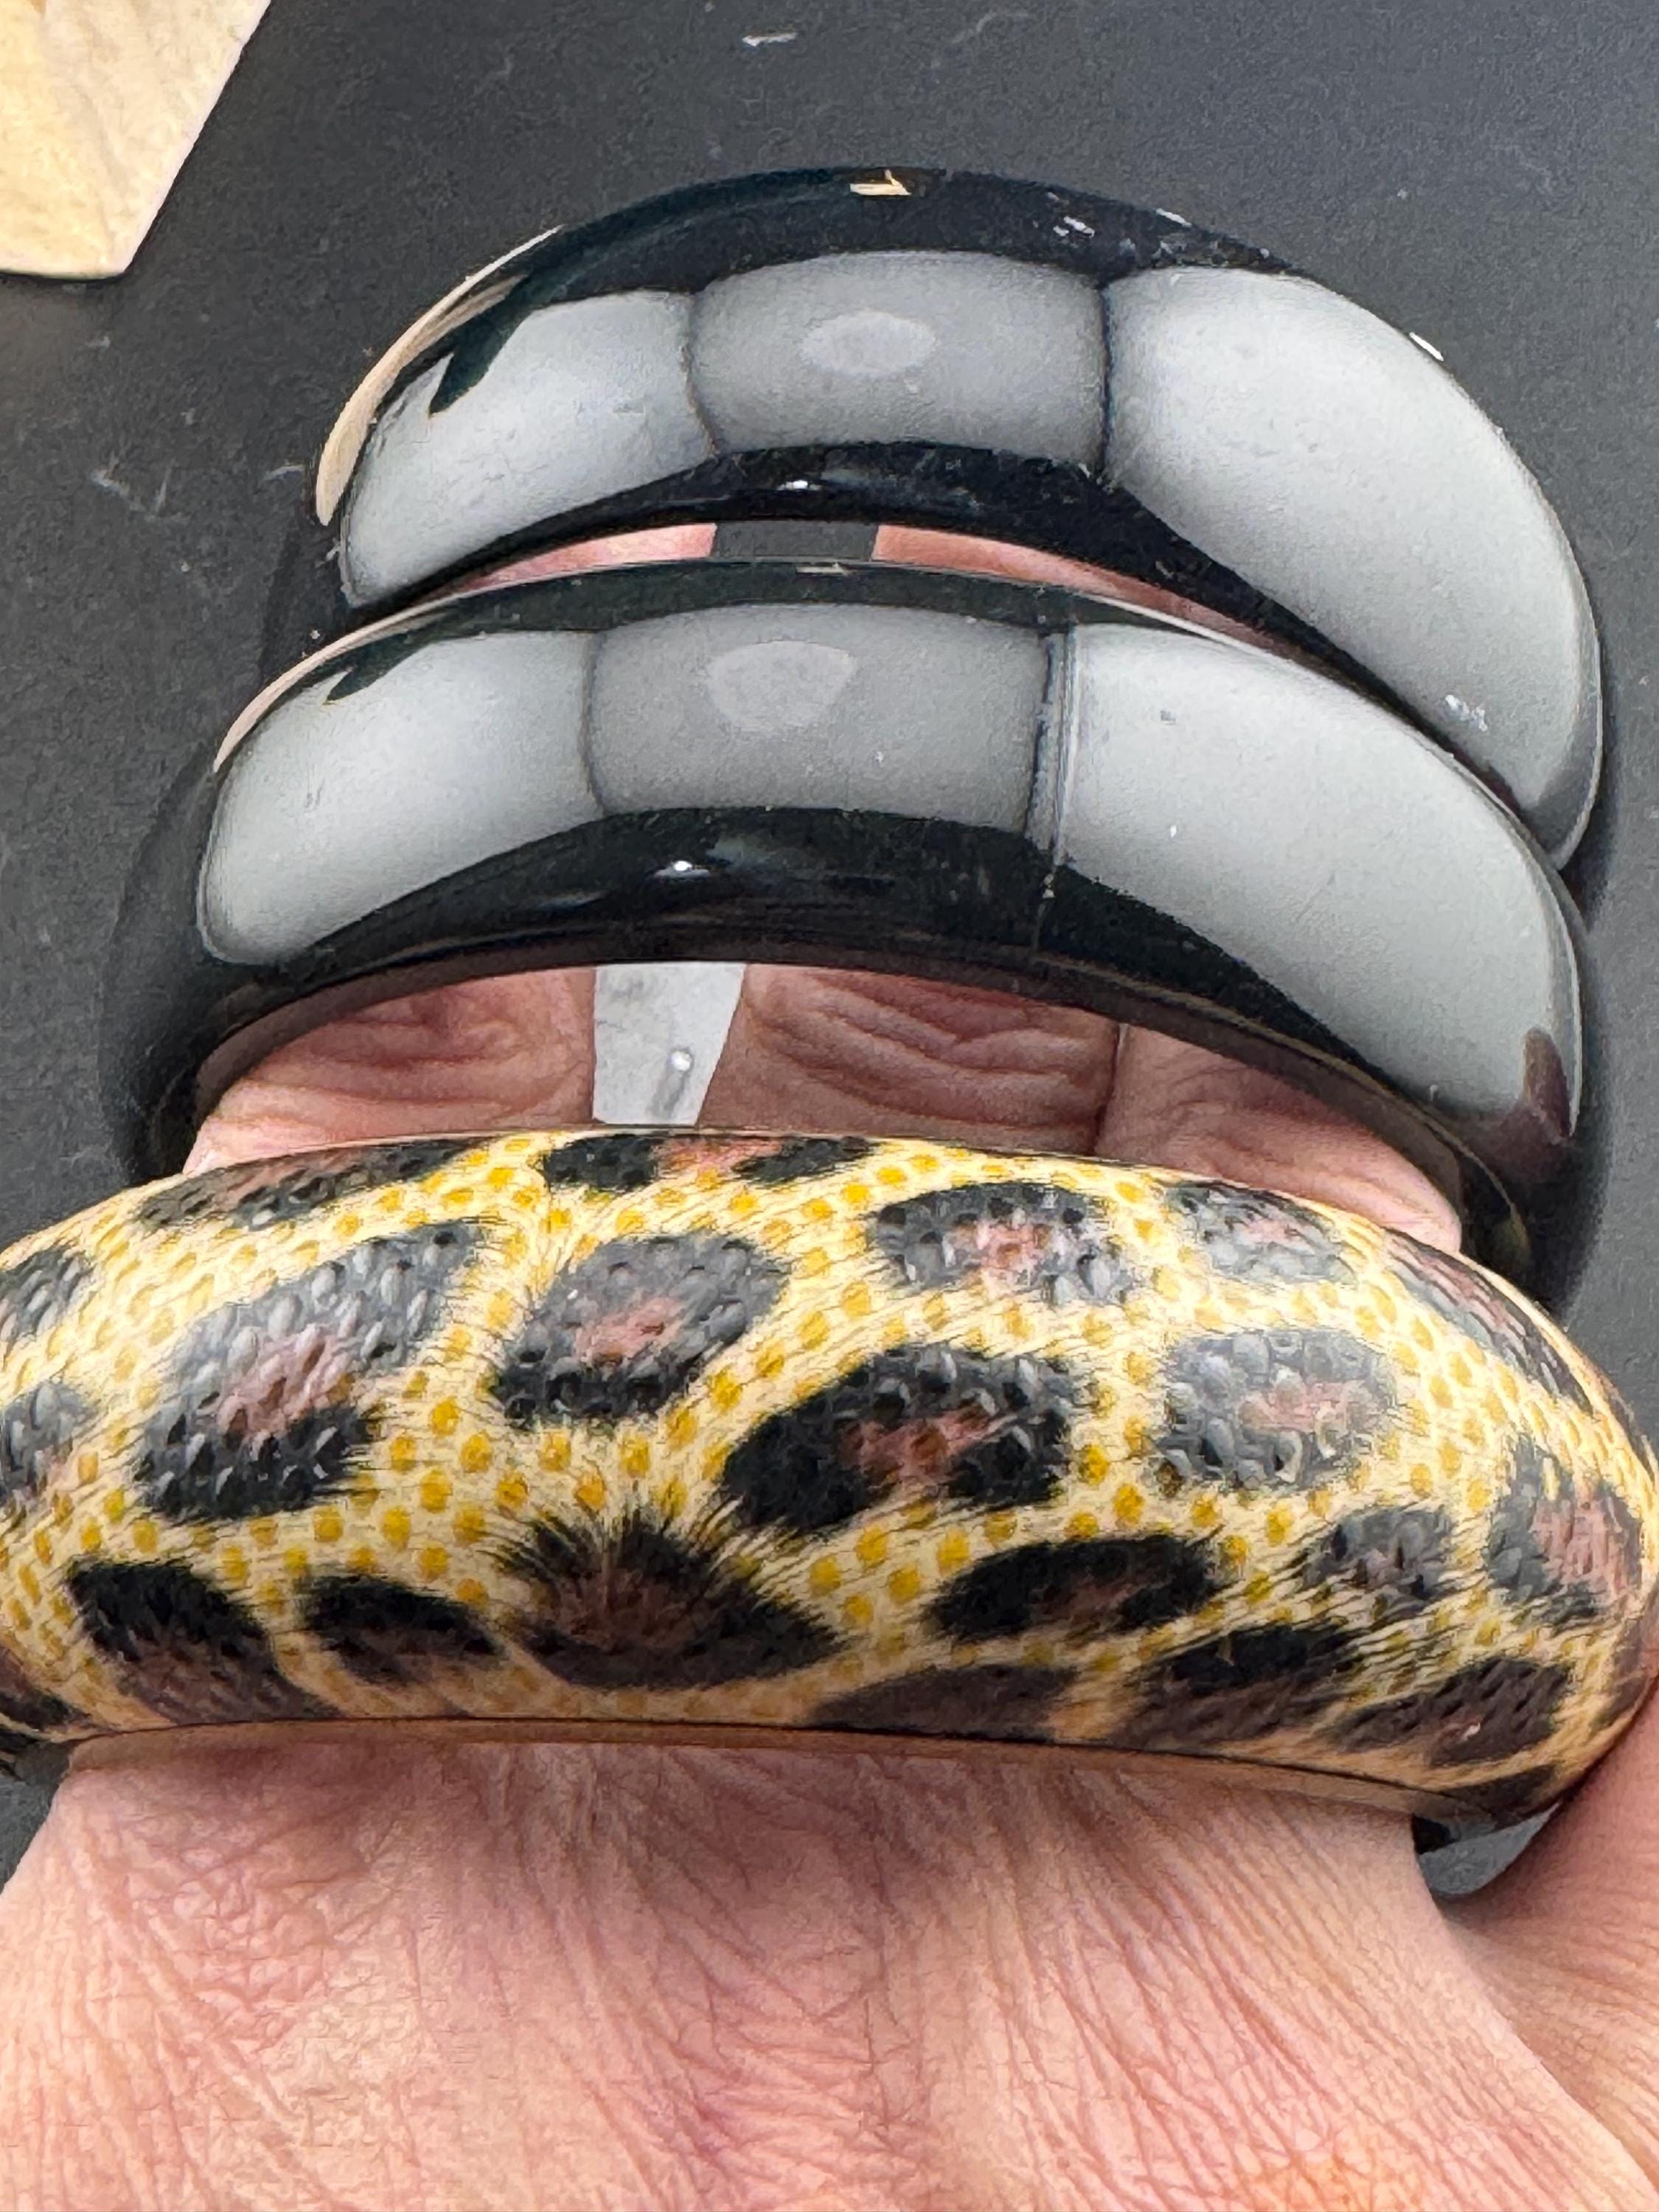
[0,1127,1653,1812]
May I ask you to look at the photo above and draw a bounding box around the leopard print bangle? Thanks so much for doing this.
[0,1128,1651,1824]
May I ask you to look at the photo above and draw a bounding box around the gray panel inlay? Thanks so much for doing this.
[1105,268,1601,860]
[339,291,714,603]
[201,632,601,963]
[1062,627,1580,1119]
[587,602,1048,823]
[692,250,1107,466]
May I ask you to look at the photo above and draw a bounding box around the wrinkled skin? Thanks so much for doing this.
[3,533,1656,2212]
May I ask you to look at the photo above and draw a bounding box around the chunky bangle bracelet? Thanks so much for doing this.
[0,1129,1651,1824]
[274,167,1602,860]
[103,559,1596,1295]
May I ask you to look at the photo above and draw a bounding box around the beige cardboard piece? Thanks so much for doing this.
[0,0,269,278]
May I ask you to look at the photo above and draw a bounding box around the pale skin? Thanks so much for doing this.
[2,535,1655,2212]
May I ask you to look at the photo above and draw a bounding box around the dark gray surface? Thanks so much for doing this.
[1,0,1657,1887]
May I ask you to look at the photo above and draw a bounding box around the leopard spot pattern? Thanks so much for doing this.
[0,1129,1647,1826]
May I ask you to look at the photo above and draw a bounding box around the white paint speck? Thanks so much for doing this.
[742,28,797,44]
[1409,331,1445,361]
[1155,208,1192,227]
[1444,693,1490,732]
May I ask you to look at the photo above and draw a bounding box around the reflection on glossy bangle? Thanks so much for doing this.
[105,560,1596,1295]
[0,1130,1652,1826]
[273,167,1602,861]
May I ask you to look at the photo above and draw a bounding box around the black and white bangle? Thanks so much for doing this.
[268,167,1602,863]
[105,559,1596,1295]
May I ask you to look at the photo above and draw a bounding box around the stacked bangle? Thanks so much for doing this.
[271,167,1602,863]
[0,171,1635,1821]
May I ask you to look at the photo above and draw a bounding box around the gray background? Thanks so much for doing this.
[1,0,1657,1883]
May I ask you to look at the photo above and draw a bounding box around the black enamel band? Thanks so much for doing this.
[273,167,1603,862]
[103,560,1597,1295]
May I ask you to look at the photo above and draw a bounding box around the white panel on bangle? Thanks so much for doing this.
[1062,626,1579,1121]
[200,632,600,964]
[1105,268,1601,862]
[338,291,715,604]
[690,249,1106,464]
[585,602,1049,823]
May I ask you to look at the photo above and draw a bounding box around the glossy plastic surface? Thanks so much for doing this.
[0,1130,1652,1825]
[103,560,1599,1293]
[280,168,1603,861]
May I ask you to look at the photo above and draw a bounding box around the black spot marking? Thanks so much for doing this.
[139,1222,476,1523]
[1599,1584,1659,1729]
[504,1512,838,1689]
[650,1133,880,1184]
[0,1378,94,1510]
[1164,1180,1353,1285]
[1155,1328,1395,1493]
[136,1138,476,1234]
[539,1133,666,1194]
[1449,1763,1563,1826]
[813,1663,1074,1742]
[302,1576,498,1685]
[1486,1434,1644,1625]
[0,1643,77,1735]
[69,1559,328,1725]
[1336,1655,1569,1767]
[0,1244,91,1353]
[1298,1506,1453,1621]
[1110,1622,1360,1749]
[932,1535,1220,1644]
[720,1345,1082,1536]
[732,1135,875,1186]
[869,1180,1135,1305]
[1387,1234,1591,1411]
[492,1234,785,1425]
[145,1405,375,1527]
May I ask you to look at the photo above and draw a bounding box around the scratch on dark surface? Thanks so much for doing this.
[1498,138,1558,197]
[742,28,798,44]
[262,462,305,483]
[951,7,1029,41]
[89,463,175,521]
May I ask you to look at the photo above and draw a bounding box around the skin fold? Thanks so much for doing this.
[1,534,1654,2212]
